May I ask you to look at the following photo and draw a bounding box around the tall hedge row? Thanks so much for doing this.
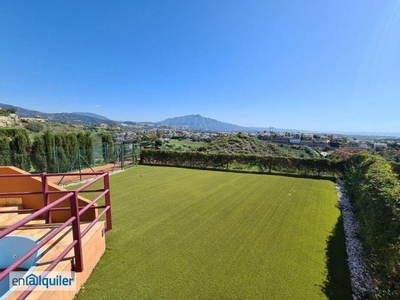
[0,135,11,166]
[0,128,30,170]
[77,132,93,166]
[31,135,47,172]
[140,149,343,176]
[36,131,93,172]
[0,129,94,173]
[343,152,400,298]
[101,133,114,163]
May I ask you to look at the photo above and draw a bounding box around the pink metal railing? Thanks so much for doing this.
[0,172,112,299]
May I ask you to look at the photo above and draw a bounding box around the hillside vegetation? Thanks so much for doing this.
[163,134,321,158]
[205,134,320,157]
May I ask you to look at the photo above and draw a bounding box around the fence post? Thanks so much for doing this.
[41,172,52,224]
[78,150,82,181]
[105,143,108,163]
[92,144,96,165]
[121,144,125,169]
[70,191,83,272]
[104,173,112,232]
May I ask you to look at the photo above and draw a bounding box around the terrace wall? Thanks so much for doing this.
[0,166,96,222]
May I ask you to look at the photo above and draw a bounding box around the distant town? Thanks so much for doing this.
[1,104,398,157]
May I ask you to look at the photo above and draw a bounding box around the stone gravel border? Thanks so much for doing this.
[336,180,374,299]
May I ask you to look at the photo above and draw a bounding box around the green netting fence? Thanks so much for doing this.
[0,142,139,173]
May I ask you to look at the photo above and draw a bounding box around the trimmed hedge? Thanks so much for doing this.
[140,149,343,177]
[0,129,95,173]
[0,128,30,171]
[343,152,400,298]
[38,131,92,172]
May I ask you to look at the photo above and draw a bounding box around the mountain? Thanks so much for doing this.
[72,112,110,121]
[157,114,247,131]
[0,103,44,117]
[0,103,116,126]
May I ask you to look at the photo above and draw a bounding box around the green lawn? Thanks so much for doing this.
[77,166,351,300]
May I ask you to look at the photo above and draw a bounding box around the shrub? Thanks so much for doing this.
[24,122,45,132]
[343,152,400,298]
[140,149,343,176]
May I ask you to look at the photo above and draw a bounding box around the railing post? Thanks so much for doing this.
[78,150,82,181]
[70,191,83,272]
[104,173,112,232]
[42,172,52,224]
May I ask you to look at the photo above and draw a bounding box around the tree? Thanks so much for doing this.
[0,134,11,166]
[155,139,163,147]
[156,129,162,139]
[77,131,94,165]
[43,130,57,172]
[147,132,157,142]
[55,134,68,172]
[10,132,30,171]
[31,135,47,172]
[0,108,16,116]
[101,133,114,163]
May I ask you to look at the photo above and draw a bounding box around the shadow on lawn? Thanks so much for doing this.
[322,215,352,300]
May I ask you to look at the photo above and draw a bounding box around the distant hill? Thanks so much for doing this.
[0,103,116,126]
[0,103,44,117]
[72,112,110,121]
[157,114,248,131]
[205,134,320,158]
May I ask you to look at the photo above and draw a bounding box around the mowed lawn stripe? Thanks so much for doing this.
[77,166,350,300]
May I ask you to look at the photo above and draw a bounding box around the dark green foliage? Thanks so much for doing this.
[165,134,322,158]
[55,134,67,172]
[62,133,79,168]
[55,133,81,172]
[391,162,400,179]
[9,131,30,171]
[0,128,95,173]
[140,149,343,177]
[37,131,92,172]
[343,152,400,298]
[101,133,114,163]
[377,146,400,163]
[0,134,11,166]
[31,135,47,172]
[154,139,163,147]
[24,121,45,132]
[0,108,16,115]
[202,134,320,158]
[0,129,30,169]
[0,128,27,137]
[77,132,93,165]
[43,130,57,172]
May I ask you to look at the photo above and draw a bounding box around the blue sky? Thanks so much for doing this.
[1,1,399,133]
